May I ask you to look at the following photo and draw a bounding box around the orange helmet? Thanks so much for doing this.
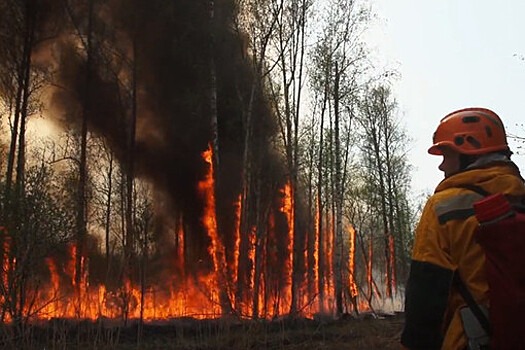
[428,107,509,155]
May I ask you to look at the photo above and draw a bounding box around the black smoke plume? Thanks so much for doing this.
[43,0,291,283]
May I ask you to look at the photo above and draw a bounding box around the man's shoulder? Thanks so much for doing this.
[429,187,484,225]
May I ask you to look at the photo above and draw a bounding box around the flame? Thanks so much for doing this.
[45,257,60,294]
[266,209,281,317]
[198,145,227,279]
[280,181,293,276]
[37,254,225,320]
[232,194,241,289]
[325,212,335,312]
[280,181,294,312]
[175,215,185,275]
[313,202,319,297]
[347,225,358,298]
[0,151,388,322]
[67,243,77,287]
[247,225,256,314]
[1,228,11,320]
[2,229,10,294]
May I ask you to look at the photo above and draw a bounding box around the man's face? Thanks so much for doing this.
[438,147,461,178]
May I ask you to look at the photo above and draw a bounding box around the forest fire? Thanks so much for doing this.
[1,141,386,322]
[0,1,412,349]
[0,146,380,324]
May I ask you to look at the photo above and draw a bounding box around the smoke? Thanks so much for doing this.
[41,0,286,277]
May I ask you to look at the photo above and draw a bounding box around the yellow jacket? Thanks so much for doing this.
[401,160,525,350]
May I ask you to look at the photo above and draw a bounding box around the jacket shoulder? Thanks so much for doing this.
[431,188,484,225]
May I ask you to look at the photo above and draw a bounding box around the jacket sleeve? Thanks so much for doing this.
[401,260,454,349]
[401,197,455,349]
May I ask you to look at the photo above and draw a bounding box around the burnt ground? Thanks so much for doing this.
[0,312,405,349]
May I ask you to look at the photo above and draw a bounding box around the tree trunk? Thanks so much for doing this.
[124,20,138,282]
[209,0,219,169]
[371,123,392,299]
[138,218,148,346]
[290,0,308,317]
[104,153,113,270]
[333,62,344,316]
[75,0,94,316]
[252,168,265,318]
[316,85,327,314]
[6,0,35,219]
[236,63,257,315]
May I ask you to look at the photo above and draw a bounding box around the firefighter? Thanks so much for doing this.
[400,107,525,349]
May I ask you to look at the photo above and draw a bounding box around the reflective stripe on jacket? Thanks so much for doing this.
[401,161,525,350]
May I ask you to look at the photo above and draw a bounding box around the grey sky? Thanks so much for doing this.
[368,0,525,196]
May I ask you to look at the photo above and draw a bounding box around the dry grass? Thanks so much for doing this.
[0,312,404,349]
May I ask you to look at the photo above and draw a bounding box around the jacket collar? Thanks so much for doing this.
[465,153,511,170]
[435,157,523,194]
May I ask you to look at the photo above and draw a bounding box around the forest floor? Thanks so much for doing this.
[130,312,405,350]
[2,311,405,349]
